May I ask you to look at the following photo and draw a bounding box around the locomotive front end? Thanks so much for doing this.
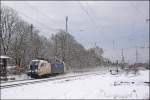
[29,60,40,78]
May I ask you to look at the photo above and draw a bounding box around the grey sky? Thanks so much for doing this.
[2,1,149,49]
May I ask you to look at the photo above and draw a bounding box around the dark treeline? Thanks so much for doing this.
[1,6,109,72]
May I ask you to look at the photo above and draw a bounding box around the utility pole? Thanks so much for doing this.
[136,46,138,63]
[66,16,68,32]
[113,40,115,49]
[134,46,138,75]
[94,42,97,47]
[30,24,33,40]
[121,48,125,69]
[30,24,34,59]
[65,16,68,62]
[112,40,116,67]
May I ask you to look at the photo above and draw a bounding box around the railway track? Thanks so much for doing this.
[0,71,105,89]
[1,73,62,84]
[1,78,35,84]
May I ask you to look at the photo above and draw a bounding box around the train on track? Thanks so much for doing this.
[27,58,66,78]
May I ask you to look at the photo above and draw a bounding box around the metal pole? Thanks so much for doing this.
[65,16,68,62]
[30,24,33,40]
[136,46,138,63]
[66,16,68,32]
[113,40,115,49]
[121,48,125,69]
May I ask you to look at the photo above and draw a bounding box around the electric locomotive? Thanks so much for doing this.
[28,58,65,78]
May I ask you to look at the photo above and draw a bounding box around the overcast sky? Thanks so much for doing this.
[2,1,149,49]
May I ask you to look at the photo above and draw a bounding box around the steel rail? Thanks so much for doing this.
[0,72,104,89]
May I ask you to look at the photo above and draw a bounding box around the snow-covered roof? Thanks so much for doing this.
[0,55,12,59]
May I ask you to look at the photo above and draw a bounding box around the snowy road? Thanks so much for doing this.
[1,70,149,99]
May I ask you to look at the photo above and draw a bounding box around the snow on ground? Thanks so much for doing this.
[1,74,30,83]
[1,67,107,86]
[1,69,149,99]
[1,66,107,84]
[8,74,29,80]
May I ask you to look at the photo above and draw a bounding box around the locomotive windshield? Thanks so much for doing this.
[30,60,40,70]
[30,61,39,66]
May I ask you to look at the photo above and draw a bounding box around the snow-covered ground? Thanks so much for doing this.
[1,66,107,84]
[1,69,149,99]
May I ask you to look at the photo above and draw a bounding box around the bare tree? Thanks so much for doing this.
[1,5,107,74]
[50,30,105,70]
[1,6,19,55]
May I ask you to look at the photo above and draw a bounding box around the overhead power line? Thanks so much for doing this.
[25,2,58,27]
[78,1,100,33]
[85,2,98,24]
[17,11,58,32]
